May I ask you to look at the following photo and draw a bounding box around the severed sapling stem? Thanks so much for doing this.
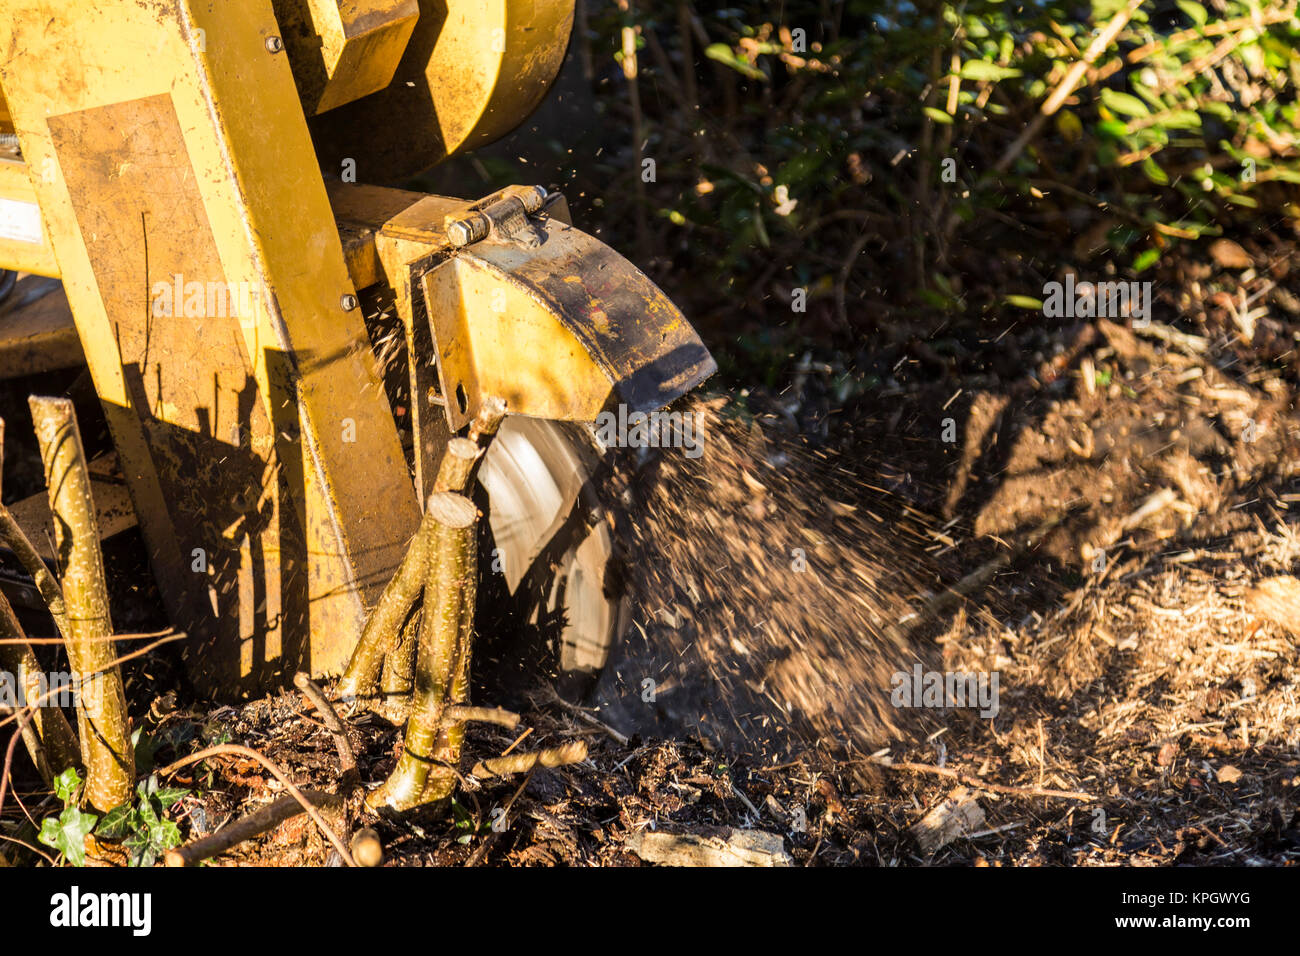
[376,433,485,710]
[29,396,134,812]
[338,500,445,703]
[0,504,72,643]
[164,789,342,867]
[433,437,481,494]
[377,608,420,722]
[0,593,80,780]
[367,492,477,811]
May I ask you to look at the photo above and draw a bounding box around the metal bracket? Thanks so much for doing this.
[445,184,548,249]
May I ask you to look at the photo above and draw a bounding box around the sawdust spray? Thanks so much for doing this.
[592,395,938,762]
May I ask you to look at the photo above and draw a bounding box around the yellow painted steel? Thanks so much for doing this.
[0,159,59,277]
[278,0,420,114]
[0,0,714,699]
[309,0,575,182]
[332,182,714,500]
[0,0,420,695]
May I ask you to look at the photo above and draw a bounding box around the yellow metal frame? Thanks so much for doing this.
[309,0,575,181]
[0,0,420,694]
[0,0,713,698]
[279,0,420,114]
[0,159,58,277]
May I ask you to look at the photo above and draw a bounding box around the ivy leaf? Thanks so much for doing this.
[53,767,82,807]
[135,794,160,829]
[149,818,182,853]
[124,828,152,868]
[39,807,98,867]
[95,804,137,841]
[155,786,189,810]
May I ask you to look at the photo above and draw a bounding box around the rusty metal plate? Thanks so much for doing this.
[47,94,310,695]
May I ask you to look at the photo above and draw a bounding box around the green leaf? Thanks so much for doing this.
[125,827,155,869]
[957,60,1022,82]
[1160,110,1202,130]
[95,804,136,841]
[1176,0,1208,26]
[53,767,82,807]
[704,44,766,81]
[149,818,181,852]
[39,807,98,867]
[1101,88,1151,117]
[1004,294,1044,309]
[136,796,160,829]
[1266,166,1300,184]
[923,107,954,125]
[1141,156,1169,185]
[133,728,161,774]
[155,786,189,810]
[1095,119,1130,140]
[1133,248,1161,272]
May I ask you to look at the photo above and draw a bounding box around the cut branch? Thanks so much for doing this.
[338,497,447,702]
[444,705,519,730]
[164,789,342,867]
[433,437,481,494]
[868,757,1094,802]
[367,492,478,812]
[293,672,356,784]
[467,396,507,445]
[0,592,79,780]
[375,438,480,709]
[29,396,133,812]
[471,741,589,778]
[156,744,354,865]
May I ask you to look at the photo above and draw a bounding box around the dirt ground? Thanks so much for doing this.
[1,235,1297,868]
[66,233,1290,868]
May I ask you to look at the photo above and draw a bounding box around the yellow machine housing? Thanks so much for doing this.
[0,0,713,696]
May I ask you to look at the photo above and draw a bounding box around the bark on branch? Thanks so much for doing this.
[367,493,478,812]
[29,396,133,812]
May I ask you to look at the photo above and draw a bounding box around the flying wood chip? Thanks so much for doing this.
[1245,576,1300,638]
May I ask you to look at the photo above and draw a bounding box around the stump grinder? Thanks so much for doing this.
[0,1,714,699]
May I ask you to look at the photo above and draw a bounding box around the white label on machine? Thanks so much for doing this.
[0,196,42,244]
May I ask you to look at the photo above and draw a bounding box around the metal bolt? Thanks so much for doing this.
[340,293,358,311]
[265,35,284,53]
[446,212,489,247]
[520,185,548,213]
[446,220,472,247]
